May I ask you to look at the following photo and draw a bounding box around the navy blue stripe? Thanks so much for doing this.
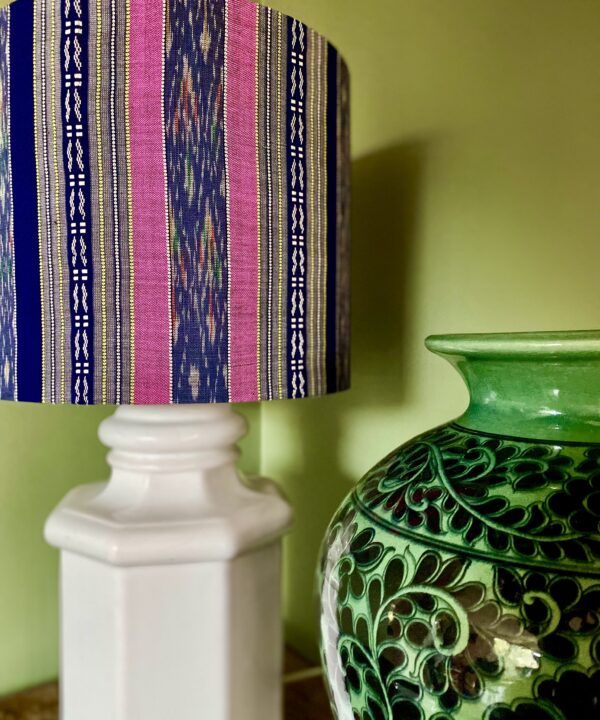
[61,0,95,403]
[165,0,228,403]
[325,45,338,394]
[285,16,294,398]
[10,0,42,402]
[285,18,309,398]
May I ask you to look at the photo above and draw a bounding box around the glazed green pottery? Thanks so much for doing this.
[319,331,600,720]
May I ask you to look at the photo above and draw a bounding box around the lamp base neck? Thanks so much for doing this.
[45,404,292,565]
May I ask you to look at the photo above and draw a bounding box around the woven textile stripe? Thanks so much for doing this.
[336,55,351,391]
[257,7,289,401]
[36,0,56,401]
[87,0,132,404]
[89,0,109,404]
[166,0,229,404]
[256,5,270,398]
[37,0,71,403]
[10,0,43,403]
[111,0,133,405]
[325,43,338,394]
[286,18,307,399]
[4,0,350,405]
[51,0,71,403]
[103,0,133,404]
[225,0,259,403]
[60,0,96,403]
[0,10,15,401]
[306,29,328,398]
[130,0,171,404]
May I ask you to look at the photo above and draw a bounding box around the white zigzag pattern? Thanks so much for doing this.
[63,0,90,403]
[75,138,83,169]
[290,20,306,397]
[78,188,85,218]
[74,89,82,122]
[73,36,82,71]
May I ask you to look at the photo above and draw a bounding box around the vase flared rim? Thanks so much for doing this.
[426,330,600,358]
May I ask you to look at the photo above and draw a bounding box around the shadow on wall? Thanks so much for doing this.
[278,141,429,659]
[352,141,426,406]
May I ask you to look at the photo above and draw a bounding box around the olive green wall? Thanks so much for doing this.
[0,405,111,693]
[1,0,600,697]
[260,0,600,661]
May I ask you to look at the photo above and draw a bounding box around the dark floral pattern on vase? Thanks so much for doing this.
[495,566,600,663]
[486,665,600,720]
[319,424,600,720]
[332,535,536,719]
[359,426,600,568]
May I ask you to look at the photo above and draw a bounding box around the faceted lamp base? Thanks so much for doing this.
[45,405,293,720]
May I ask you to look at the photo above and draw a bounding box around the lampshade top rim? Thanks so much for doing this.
[261,3,347,65]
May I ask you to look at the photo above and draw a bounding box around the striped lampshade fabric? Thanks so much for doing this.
[0,0,350,404]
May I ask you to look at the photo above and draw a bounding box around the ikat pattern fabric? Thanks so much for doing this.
[0,0,350,404]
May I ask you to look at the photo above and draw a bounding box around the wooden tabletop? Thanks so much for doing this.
[0,650,333,720]
[284,649,333,720]
[0,684,57,720]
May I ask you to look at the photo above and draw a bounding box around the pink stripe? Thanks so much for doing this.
[129,0,171,404]
[227,0,260,403]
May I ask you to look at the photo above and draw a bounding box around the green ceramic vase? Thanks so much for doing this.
[318,331,600,720]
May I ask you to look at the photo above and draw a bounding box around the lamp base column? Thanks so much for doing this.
[45,405,293,720]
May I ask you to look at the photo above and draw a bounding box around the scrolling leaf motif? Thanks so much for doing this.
[495,565,600,662]
[330,524,533,720]
[359,427,600,567]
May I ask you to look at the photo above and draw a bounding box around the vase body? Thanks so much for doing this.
[319,331,600,720]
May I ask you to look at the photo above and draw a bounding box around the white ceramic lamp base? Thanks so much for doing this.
[45,405,293,720]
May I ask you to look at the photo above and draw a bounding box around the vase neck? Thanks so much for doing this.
[427,332,600,444]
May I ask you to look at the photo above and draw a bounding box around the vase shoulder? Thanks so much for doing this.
[355,422,600,576]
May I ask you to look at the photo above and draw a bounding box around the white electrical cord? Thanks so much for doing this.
[283,667,324,685]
